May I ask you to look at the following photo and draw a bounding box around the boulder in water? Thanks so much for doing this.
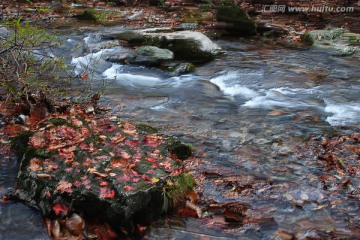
[13,107,194,238]
[103,28,222,63]
[302,28,360,56]
[126,46,174,66]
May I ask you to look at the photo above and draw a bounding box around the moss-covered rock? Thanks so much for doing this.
[172,63,196,75]
[215,3,257,36]
[302,28,360,56]
[125,46,174,66]
[13,107,194,238]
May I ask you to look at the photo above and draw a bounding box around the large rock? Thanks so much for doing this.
[302,28,360,56]
[215,4,257,36]
[12,107,193,238]
[103,29,222,63]
[126,46,174,66]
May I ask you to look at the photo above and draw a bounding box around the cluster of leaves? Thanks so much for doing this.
[299,134,360,193]
[21,106,190,204]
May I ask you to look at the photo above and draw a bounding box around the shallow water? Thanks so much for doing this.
[1,21,360,239]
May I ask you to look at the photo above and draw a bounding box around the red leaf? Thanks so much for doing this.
[56,180,73,193]
[81,74,87,81]
[124,185,134,191]
[29,131,47,149]
[117,174,130,182]
[137,224,147,236]
[143,134,162,148]
[53,203,68,216]
[100,187,116,199]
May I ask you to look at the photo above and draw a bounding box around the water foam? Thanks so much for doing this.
[210,71,259,98]
[243,87,321,109]
[71,49,114,74]
[102,64,162,86]
[325,101,360,126]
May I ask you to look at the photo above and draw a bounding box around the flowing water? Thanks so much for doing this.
[1,21,360,239]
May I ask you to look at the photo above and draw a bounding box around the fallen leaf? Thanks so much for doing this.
[151,177,160,184]
[56,180,73,193]
[124,185,134,191]
[29,158,43,172]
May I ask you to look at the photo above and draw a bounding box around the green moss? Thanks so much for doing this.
[301,33,314,46]
[11,131,33,159]
[163,173,195,210]
[76,9,98,21]
[136,124,158,134]
[168,142,193,160]
[216,5,257,36]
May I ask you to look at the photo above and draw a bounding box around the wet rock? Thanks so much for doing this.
[126,46,174,66]
[172,63,195,75]
[215,3,256,36]
[86,40,120,53]
[0,26,10,38]
[273,229,295,240]
[172,22,198,31]
[13,108,194,238]
[127,10,143,21]
[302,28,360,56]
[104,28,221,63]
[277,146,293,156]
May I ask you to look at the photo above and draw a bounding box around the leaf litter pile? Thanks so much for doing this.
[10,106,194,239]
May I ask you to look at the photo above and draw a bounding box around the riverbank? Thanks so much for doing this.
[1,0,359,47]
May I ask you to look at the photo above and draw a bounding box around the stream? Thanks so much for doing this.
[1,20,360,239]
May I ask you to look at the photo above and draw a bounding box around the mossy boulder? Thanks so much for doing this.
[125,46,174,66]
[215,4,257,36]
[13,107,194,238]
[103,28,221,63]
[172,63,196,75]
[302,28,360,56]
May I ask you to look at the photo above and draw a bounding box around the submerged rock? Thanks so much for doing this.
[103,28,221,63]
[302,28,360,56]
[172,63,196,75]
[13,107,194,238]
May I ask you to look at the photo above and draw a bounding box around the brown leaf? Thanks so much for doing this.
[29,158,43,172]
[56,180,73,193]
[29,131,47,149]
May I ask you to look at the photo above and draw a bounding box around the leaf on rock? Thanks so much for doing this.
[124,185,135,191]
[29,158,43,172]
[143,134,162,148]
[100,187,116,199]
[122,122,138,136]
[117,174,131,182]
[43,159,58,172]
[53,203,68,216]
[151,177,160,184]
[56,180,73,193]
[110,158,128,168]
[29,131,47,149]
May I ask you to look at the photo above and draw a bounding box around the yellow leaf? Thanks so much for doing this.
[151,177,160,184]
[99,135,107,140]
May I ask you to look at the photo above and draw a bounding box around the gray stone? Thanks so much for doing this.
[172,63,195,75]
[103,28,221,63]
[302,28,360,56]
[0,26,10,38]
[126,46,174,66]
